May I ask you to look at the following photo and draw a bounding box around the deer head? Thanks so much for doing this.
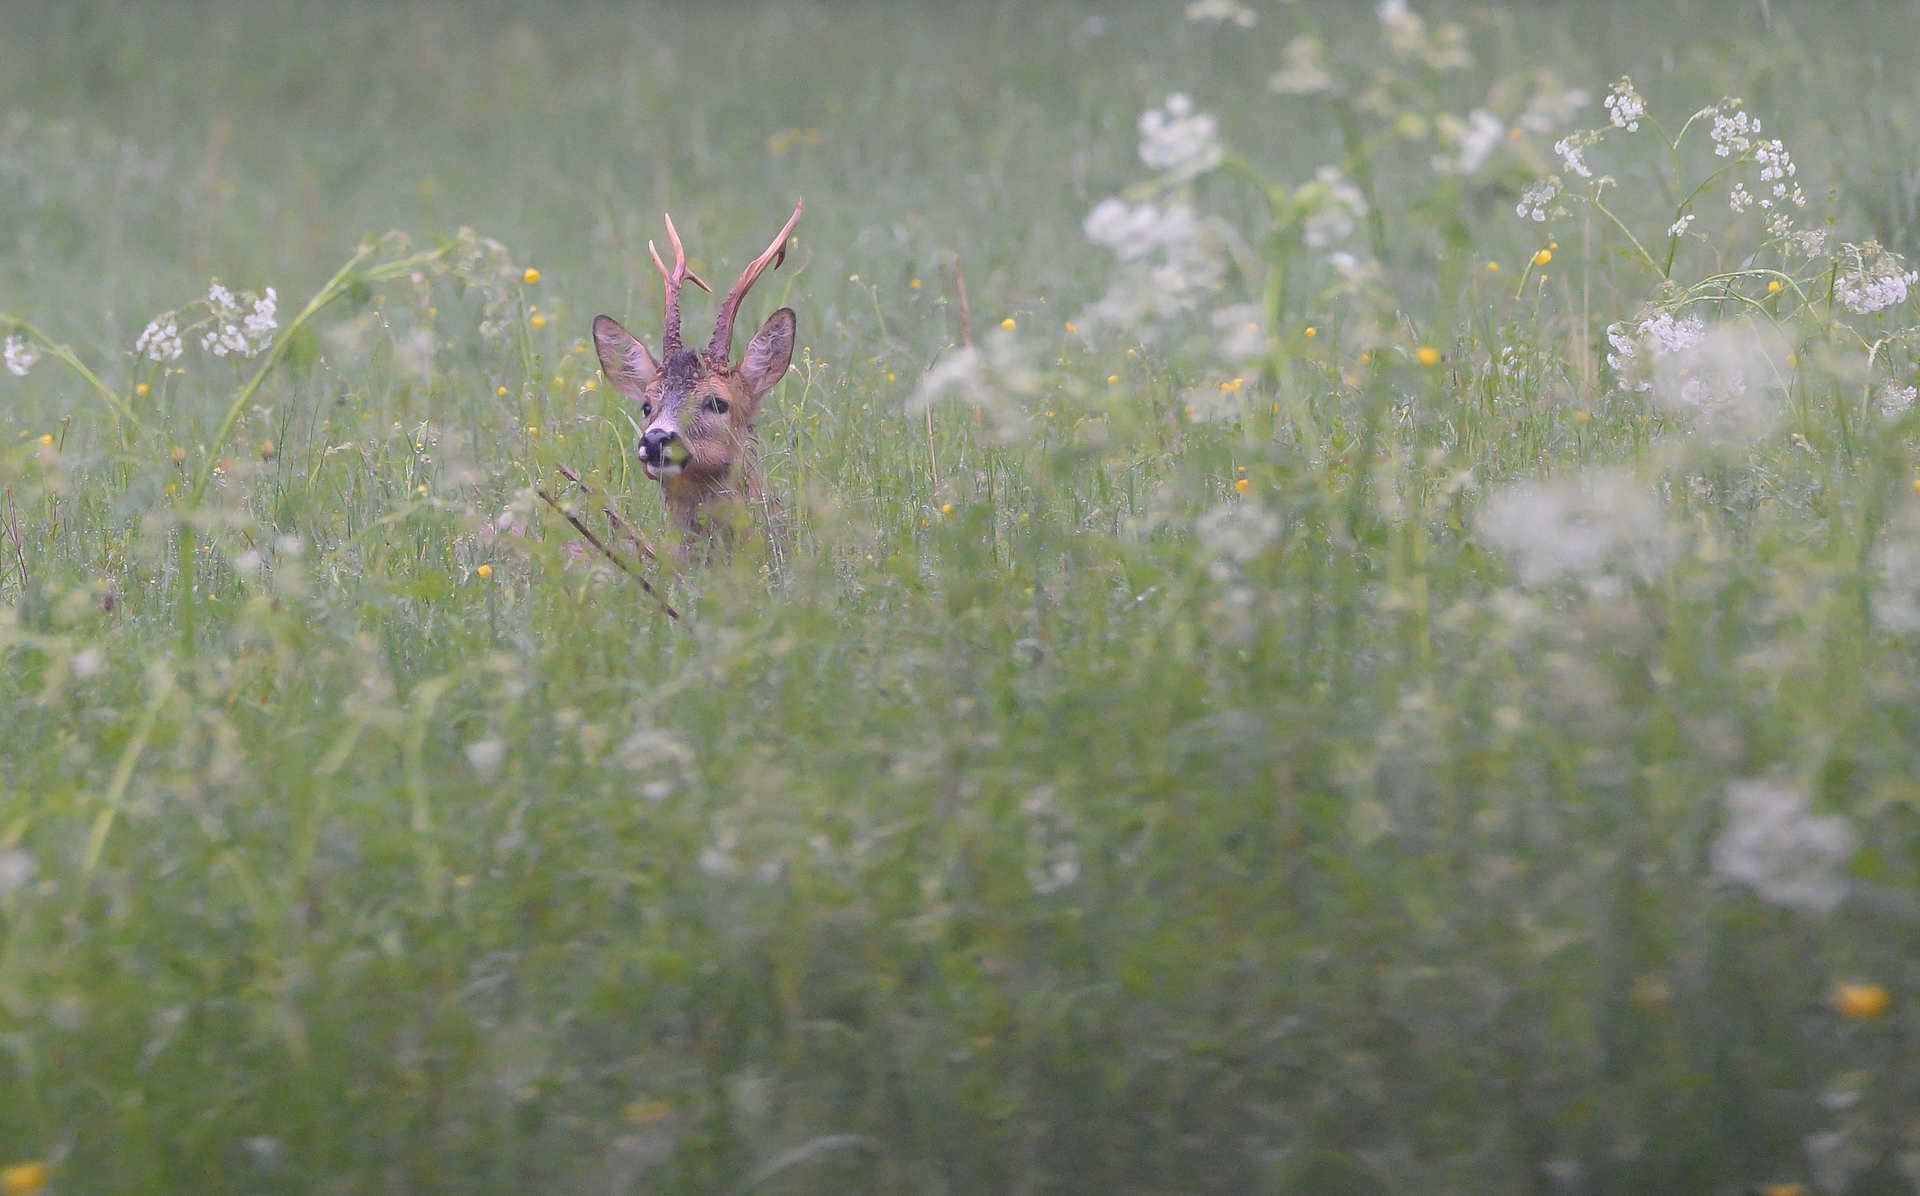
[594,200,802,542]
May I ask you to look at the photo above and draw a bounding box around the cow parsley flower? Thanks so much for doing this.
[1268,35,1333,95]
[1878,383,1917,417]
[1300,166,1369,248]
[1668,214,1696,238]
[208,283,238,314]
[244,288,278,342]
[3,335,39,377]
[1711,778,1855,916]
[1729,183,1753,212]
[1477,469,1679,593]
[1436,110,1505,176]
[1138,93,1223,183]
[1834,243,1918,315]
[1184,0,1256,27]
[1606,312,1705,393]
[1603,78,1645,131]
[1711,109,1758,157]
[135,318,184,362]
[1081,198,1225,327]
[1516,180,1556,222]
[1553,130,1598,179]
[199,286,279,357]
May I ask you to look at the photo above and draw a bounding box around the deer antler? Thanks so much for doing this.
[707,199,803,368]
[647,213,711,357]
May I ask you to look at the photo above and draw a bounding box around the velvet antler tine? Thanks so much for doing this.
[707,199,803,368]
[650,213,711,357]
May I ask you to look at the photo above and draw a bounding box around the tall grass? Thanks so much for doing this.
[4,2,1920,1193]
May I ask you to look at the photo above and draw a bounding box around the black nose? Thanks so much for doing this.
[642,430,673,462]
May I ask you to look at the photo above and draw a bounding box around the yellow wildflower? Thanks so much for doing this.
[1,1162,49,1196]
[523,268,541,284]
[1533,249,1552,266]
[477,564,493,580]
[1001,318,1016,330]
[1836,982,1891,1021]
[1417,347,1442,367]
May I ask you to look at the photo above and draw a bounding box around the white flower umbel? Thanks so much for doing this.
[1880,383,1918,418]
[1300,167,1369,249]
[1652,318,1792,447]
[1668,214,1696,238]
[1212,304,1266,362]
[1710,109,1757,157]
[245,288,278,342]
[1834,242,1919,315]
[1268,35,1333,94]
[1553,130,1598,179]
[200,285,279,357]
[1435,110,1505,176]
[912,327,1038,445]
[135,317,184,362]
[1729,183,1753,213]
[1516,180,1556,222]
[1137,93,1223,183]
[1603,77,1645,131]
[1478,470,1679,596]
[1081,198,1225,328]
[1184,0,1256,27]
[3,335,40,376]
[208,282,239,314]
[1710,778,1855,916]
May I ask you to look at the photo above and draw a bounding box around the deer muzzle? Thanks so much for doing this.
[641,428,691,479]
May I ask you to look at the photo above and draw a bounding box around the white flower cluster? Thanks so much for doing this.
[1879,383,1917,417]
[1754,139,1800,201]
[1553,131,1597,179]
[1184,0,1256,27]
[1606,311,1705,391]
[1300,166,1370,249]
[135,317,184,362]
[1710,109,1757,157]
[1212,304,1265,362]
[1668,214,1696,238]
[1517,74,1590,134]
[1710,778,1855,916]
[1268,36,1332,95]
[1376,0,1470,70]
[1729,183,1753,213]
[3,335,39,377]
[1834,243,1918,315]
[914,328,1038,445]
[1137,93,1223,183]
[200,283,278,358]
[1603,78,1645,131]
[1477,469,1679,594]
[1515,179,1557,222]
[1434,110,1505,176]
[1080,198,1224,327]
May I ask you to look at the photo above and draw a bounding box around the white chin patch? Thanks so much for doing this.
[646,462,684,481]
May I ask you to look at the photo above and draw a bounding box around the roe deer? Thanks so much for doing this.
[593,200,802,547]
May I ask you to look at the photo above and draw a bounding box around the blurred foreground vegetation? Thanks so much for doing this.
[6,1,1920,1192]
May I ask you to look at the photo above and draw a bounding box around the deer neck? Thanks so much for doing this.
[662,446,762,541]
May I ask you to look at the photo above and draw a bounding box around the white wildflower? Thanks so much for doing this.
[1212,304,1265,362]
[1184,0,1256,27]
[1729,183,1753,212]
[1553,132,1595,179]
[1754,139,1796,187]
[464,738,507,781]
[1516,180,1556,222]
[208,283,238,314]
[913,329,1037,444]
[1710,778,1855,916]
[1301,167,1369,248]
[1198,501,1282,563]
[1605,322,1641,382]
[244,288,278,343]
[201,323,250,358]
[1137,93,1223,183]
[1081,199,1225,327]
[135,318,184,362]
[1324,251,1378,284]
[1478,469,1679,593]
[1377,0,1425,54]
[1710,109,1757,157]
[1668,214,1695,238]
[1834,242,1918,315]
[1517,74,1589,134]
[1603,78,1645,131]
[1268,35,1333,95]
[1880,383,1917,417]
[1786,228,1829,256]
[1653,318,1792,446]
[1437,110,1505,176]
[3,335,40,377]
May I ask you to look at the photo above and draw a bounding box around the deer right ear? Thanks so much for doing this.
[594,315,659,401]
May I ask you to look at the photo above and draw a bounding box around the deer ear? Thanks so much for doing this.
[593,314,659,401]
[739,308,796,401]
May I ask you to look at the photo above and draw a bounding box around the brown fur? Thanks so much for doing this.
[592,204,800,549]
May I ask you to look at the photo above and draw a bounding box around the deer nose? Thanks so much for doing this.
[641,429,675,463]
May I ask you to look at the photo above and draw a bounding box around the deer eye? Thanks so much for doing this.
[705,398,731,416]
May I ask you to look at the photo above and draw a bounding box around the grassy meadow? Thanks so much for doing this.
[6,0,1920,1191]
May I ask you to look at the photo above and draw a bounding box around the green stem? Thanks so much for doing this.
[0,316,143,432]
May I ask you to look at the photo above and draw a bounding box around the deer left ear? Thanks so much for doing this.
[739,308,796,402]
